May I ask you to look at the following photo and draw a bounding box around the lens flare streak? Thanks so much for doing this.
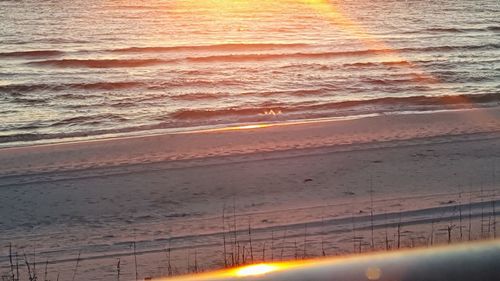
[234,264,281,277]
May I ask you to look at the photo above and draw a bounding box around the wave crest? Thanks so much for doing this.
[111,43,309,53]
[29,59,165,68]
[0,50,64,58]
[0,82,144,93]
[28,44,499,68]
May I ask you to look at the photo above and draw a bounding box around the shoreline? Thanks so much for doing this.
[0,105,494,149]
[0,112,381,149]
[1,106,500,177]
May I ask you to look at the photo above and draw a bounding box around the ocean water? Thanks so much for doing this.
[0,0,499,145]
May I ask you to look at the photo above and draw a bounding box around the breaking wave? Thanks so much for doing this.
[2,92,499,144]
[170,92,500,120]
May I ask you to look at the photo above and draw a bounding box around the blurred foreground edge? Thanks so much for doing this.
[153,240,500,281]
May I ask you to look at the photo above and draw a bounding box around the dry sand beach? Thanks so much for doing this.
[1,107,500,280]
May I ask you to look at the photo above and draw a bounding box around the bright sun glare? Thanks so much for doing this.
[234,264,280,277]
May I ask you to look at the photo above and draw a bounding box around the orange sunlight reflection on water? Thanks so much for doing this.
[300,0,487,113]
[169,0,481,114]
